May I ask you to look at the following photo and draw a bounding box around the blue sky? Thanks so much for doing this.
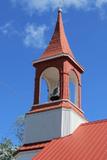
[0,0,107,143]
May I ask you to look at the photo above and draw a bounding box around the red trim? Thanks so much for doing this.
[27,100,85,118]
[15,141,50,154]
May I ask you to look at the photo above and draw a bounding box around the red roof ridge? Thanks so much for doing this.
[40,9,74,60]
[52,119,107,141]
[81,119,107,126]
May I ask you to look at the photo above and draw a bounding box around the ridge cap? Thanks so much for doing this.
[81,119,107,126]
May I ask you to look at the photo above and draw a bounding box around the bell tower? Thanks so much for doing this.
[15,9,87,160]
[33,8,82,107]
[23,8,86,144]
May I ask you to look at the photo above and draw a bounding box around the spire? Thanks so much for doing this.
[40,9,74,60]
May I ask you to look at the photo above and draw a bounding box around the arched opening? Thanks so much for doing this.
[39,77,49,104]
[69,70,78,106]
[39,67,60,104]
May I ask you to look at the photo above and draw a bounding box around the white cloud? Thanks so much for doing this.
[11,0,107,13]
[96,0,107,8]
[11,0,91,13]
[50,0,89,10]
[23,24,48,48]
[0,22,18,36]
[0,22,48,49]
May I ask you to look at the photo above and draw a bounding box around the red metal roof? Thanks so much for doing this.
[40,9,74,60]
[33,120,107,160]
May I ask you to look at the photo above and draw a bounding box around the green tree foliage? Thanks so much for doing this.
[0,116,25,159]
[0,138,16,160]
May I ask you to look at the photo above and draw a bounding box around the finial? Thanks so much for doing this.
[58,7,62,13]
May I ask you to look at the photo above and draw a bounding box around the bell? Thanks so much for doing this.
[50,87,60,101]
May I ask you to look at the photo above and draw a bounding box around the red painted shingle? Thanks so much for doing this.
[33,120,107,160]
[40,9,74,60]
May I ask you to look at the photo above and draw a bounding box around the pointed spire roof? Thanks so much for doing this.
[40,8,74,60]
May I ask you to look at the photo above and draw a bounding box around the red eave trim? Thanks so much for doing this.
[32,54,84,73]
[15,140,50,155]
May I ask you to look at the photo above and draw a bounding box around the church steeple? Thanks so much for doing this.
[15,10,87,160]
[40,8,74,60]
[19,8,86,153]
[32,9,84,107]
[16,9,87,160]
